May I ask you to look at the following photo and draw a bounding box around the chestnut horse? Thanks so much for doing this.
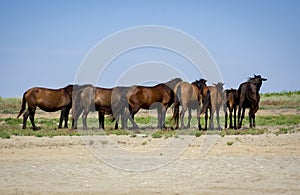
[17,85,75,130]
[124,78,182,129]
[223,88,238,129]
[203,82,225,130]
[237,75,267,129]
[172,79,209,130]
[71,85,129,130]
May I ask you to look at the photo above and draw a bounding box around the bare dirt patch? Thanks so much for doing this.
[0,132,299,194]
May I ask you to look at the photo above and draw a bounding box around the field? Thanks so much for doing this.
[0,91,300,194]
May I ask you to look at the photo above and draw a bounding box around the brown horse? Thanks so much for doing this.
[237,75,267,129]
[223,88,238,129]
[17,85,75,130]
[203,82,225,130]
[124,78,182,129]
[71,85,130,130]
[172,79,209,130]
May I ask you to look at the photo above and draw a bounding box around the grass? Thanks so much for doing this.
[256,115,300,126]
[0,130,10,139]
[0,97,21,114]
[260,91,300,110]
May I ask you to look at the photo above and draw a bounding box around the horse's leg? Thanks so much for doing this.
[209,108,215,130]
[130,114,139,129]
[224,106,228,129]
[249,110,253,128]
[98,112,104,130]
[157,107,162,129]
[114,114,119,130]
[204,109,208,130]
[64,107,71,128]
[129,106,139,129]
[58,108,65,129]
[253,112,256,128]
[187,107,192,129]
[233,106,237,129]
[28,107,38,130]
[173,104,180,129]
[237,104,242,129]
[22,110,30,129]
[180,106,187,129]
[197,106,201,130]
[72,106,83,129]
[229,109,233,129]
[238,107,245,129]
[121,107,130,129]
[161,106,167,129]
[82,109,89,130]
[216,107,221,130]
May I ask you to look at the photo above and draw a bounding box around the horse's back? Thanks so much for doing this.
[238,82,259,107]
[24,87,70,111]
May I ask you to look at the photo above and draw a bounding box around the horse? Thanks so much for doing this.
[124,78,182,129]
[172,79,209,130]
[223,88,238,129]
[17,85,76,130]
[203,82,225,130]
[71,85,129,130]
[237,74,267,129]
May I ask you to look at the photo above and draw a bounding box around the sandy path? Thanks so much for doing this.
[0,133,299,194]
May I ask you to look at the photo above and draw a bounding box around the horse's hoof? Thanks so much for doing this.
[32,126,41,131]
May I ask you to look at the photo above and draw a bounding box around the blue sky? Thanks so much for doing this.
[1,0,300,97]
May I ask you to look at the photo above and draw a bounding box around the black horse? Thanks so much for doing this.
[237,75,267,129]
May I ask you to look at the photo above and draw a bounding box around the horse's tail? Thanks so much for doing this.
[112,90,128,117]
[200,89,210,114]
[172,85,181,121]
[17,92,27,118]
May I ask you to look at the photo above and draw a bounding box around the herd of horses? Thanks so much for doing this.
[17,74,267,131]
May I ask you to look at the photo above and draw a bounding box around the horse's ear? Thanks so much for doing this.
[222,82,225,86]
[254,74,257,77]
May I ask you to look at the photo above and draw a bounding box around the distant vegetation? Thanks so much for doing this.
[260,91,300,109]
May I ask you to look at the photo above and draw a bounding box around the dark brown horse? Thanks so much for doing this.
[17,85,75,130]
[237,75,267,129]
[71,85,130,130]
[203,82,225,130]
[223,88,238,129]
[124,78,182,129]
[172,79,209,130]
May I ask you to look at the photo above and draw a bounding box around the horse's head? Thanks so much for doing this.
[249,75,267,82]
[165,78,183,89]
[213,82,225,92]
[248,74,267,91]
[192,78,207,90]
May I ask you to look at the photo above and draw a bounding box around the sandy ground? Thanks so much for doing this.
[0,132,299,194]
[1,109,300,194]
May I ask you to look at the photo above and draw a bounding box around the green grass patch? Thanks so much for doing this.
[256,115,300,126]
[151,131,163,138]
[195,131,202,137]
[0,130,10,139]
